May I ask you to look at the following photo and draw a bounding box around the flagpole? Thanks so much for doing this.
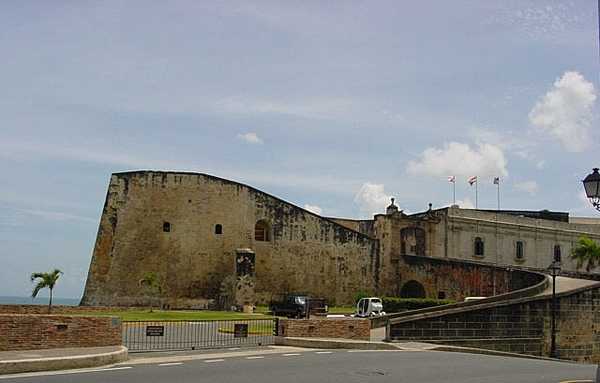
[475,179,478,209]
[453,180,456,205]
[497,179,500,211]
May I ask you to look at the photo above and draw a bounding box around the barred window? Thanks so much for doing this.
[215,224,223,235]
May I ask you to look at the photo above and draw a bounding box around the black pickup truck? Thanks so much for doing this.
[269,294,328,318]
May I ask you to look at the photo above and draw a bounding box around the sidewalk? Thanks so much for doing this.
[0,346,127,375]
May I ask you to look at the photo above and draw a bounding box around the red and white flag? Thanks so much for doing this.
[468,176,477,185]
[448,176,456,183]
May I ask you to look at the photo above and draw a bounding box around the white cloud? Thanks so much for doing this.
[406,142,508,178]
[237,132,263,144]
[303,204,323,215]
[353,182,393,216]
[514,181,539,196]
[529,71,596,152]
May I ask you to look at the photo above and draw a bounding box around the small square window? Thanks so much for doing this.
[163,222,171,232]
[215,224,223,235]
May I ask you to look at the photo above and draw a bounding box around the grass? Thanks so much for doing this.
[255,305,355,316]
[76,309,274,322]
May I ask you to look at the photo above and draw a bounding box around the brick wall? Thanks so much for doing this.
[0,305,145,315]
[388,283,600,363]
[278,318,370,340]
[0,314,122,351]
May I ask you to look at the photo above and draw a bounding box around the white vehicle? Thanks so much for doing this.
[355,297,386,317]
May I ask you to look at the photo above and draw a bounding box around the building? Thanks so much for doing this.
[81,170,600,307]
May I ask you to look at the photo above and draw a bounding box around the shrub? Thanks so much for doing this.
[382,297,454,313]
[353,290,371,303]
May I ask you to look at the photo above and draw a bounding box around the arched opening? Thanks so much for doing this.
[400,227,426,256]
[254,220,271,242]
[215,224,223,235]
[474,237,484,257]
[400,280,426,298]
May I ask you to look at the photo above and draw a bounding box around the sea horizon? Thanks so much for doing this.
[0,296,80,306]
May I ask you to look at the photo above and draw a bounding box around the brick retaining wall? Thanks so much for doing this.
[0,314,122,351]
[388,283,600,363]
[0,305,144,315]
[278,319,370,340]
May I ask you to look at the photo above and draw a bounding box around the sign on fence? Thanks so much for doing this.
[146,325,165,336]
[234,323,248,338]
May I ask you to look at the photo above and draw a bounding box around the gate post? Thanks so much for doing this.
[273,318,279,336]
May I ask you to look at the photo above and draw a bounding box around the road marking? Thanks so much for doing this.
[228,347,241,350]
[246,356,265,360]
[78,366,133,373]
[283,353,302,356]
[158,362,183,367]
[315,351,333,354]
[205,359,225,363]
[559,381,593,383]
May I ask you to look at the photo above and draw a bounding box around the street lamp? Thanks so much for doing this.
[548,261,561,358]
[582,168,600,212]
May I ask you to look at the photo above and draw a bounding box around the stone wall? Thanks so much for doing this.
[391,255,544,301]
[388,283,600,363]
[278,318,370,340]
[0,314,122,351]
[82,171,380,307]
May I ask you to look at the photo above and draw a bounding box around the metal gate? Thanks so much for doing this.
[123,318,277,352]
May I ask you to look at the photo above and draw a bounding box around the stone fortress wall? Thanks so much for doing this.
[81,170,600,308]
[81,171,379,307]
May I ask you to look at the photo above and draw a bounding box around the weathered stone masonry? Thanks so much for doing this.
[82,171,379,306]
[81,170,600,308]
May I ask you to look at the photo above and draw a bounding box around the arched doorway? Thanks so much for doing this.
[400,280,426,298]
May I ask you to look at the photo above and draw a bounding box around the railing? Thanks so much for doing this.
[123,318,278,352]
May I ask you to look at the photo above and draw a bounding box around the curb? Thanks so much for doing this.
[425,344,579,364]
[0,346,128,375]
[274,337,400,350]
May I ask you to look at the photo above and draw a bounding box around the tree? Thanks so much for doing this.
[571,236,600,272]
[30,269,63,313]
[139,272,162,312]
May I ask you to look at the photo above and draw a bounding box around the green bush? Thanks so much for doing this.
[353,290,371,303]
[382,297,454,313]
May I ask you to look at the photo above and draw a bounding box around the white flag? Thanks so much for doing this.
[468,176,477,185]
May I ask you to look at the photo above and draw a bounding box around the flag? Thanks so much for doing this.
[448,176,455,183]
[493,177,500,185]
[468,176,477,185]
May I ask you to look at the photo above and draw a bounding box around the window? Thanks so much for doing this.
[215,224,223,235]
[554,244,562,263]
[255,220,270,242]
[438,291,446,300]
[516,241,524,260]
[163,222,171,232]
[474,237,484,257]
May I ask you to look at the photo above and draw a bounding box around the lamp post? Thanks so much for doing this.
[582,168,600,212]
[548,261,561,358]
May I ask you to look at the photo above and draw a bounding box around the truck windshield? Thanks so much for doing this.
[295,297,306,305]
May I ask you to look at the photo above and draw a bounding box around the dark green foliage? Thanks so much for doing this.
[382,297,454,313]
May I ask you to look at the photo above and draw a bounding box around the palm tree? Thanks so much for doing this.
[571,236,600,272]
[139,272,162,312]
[31,269,63,313]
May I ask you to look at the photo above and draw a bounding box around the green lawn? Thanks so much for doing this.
[77,309,274,322]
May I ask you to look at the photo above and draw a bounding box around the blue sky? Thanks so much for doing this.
[1,1,599,299]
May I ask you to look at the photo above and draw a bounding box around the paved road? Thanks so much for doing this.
[1,347,596,383]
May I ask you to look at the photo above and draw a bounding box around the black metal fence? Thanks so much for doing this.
[123,319,277,352]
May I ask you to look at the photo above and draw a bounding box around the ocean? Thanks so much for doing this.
[0,296,80,306]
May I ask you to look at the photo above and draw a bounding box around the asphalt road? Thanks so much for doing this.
[1,348,597,383]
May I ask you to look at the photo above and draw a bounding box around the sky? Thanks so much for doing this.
[1,1,600,299]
